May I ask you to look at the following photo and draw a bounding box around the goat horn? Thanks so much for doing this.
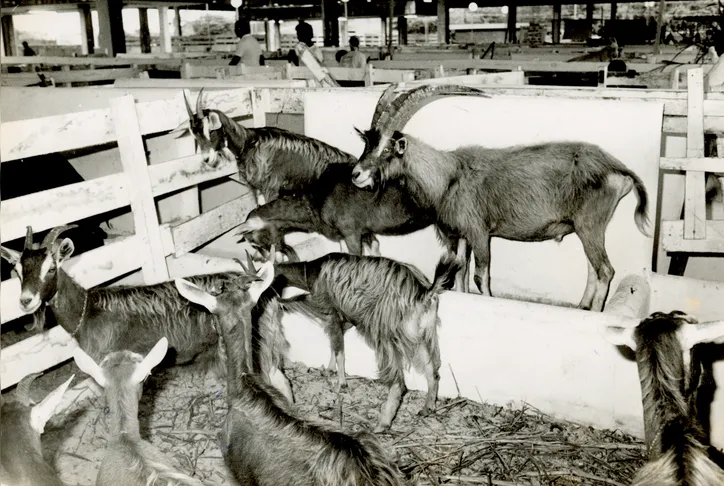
[196,88,205,120]
[233,257,248,273]
[15,372,43,405]
[379,84,490,136]
[245,250,257,274]
[41,224,79,249]
[24,226,34,250]
[183,90,194,120]
[369,84,399,130]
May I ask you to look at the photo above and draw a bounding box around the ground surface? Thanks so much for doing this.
[27,358,648,486]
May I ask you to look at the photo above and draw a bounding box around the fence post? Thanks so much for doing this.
[684,68,707,240]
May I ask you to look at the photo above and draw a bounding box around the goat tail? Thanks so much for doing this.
[630,173,652,238]
[428,252,463,296]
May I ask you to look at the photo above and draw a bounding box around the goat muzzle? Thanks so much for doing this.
[351,166,374,189]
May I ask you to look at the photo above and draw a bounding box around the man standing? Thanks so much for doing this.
[230,19,262,66]
[288,20,323,65]
[339,36,367,68]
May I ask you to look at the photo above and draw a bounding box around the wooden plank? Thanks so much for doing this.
[110,94,169,284]
[685,68,707,240]
[252,88,270,127]
[113,78,307,89]
[149,154,237,197]
[405,71,525,87]
[1,55,182,67]
[0,68,141,87]
[0,174,129,243]
[169,195,256,257]
[0,236,145,326]
[660,157,724,172]
[371,59,609,73]
[661,221,724,252]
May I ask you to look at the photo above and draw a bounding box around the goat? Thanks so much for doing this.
[235,163,439,259]
[0,372,75,486]
[603,311,724,485]
[174,258,406,486]
[0,225,292,402]
[72,338,209,486]
[273,252,461,432]
[352,83,651,311]
[179,88,358,205]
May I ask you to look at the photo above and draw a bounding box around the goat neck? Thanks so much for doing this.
[49,268,89,336]
[208,108,251,157]
[397,135,460,210]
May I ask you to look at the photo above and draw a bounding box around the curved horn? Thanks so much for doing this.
[15,372,43,405]
[183,90,194,120]
[369,84,399,130]
[24,226,34,250]
[41,224,79,249]
[379,84,490,136]
[196,88,205,120]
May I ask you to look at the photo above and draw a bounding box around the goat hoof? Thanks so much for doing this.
[336,382,348,393]
[417,407,434,418]
[372,424,391,434]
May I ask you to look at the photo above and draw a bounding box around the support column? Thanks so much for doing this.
[159,7,172,54]
[79,4,94,54]
[398,16,408,46]
[506,5,517,44]
[653,0,666,55]
[265,20,273,51]
[1,14,16,57]
[96,0,126,56]
[552,4,561,44]
[322,0,341,46]
[437,0,449,45]
[609,2,618,39]
[274,20,281,52]
[174,7,183,37]
[139,8,151,53]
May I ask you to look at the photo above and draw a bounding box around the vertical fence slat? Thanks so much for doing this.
[685,68,707,240]
[110,94,170,284]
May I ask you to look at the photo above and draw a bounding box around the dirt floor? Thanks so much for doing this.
[25,356,648,486]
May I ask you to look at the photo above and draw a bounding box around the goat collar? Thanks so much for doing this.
[70,292,89,337]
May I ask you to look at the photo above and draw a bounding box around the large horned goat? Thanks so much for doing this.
[0,225,292,402]
[174,258,406,486]
[352,84,651,311]
[179,88,358,205]
[603,311,724,485]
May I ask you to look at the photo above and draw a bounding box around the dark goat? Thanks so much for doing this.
[235,163,439,258]
[174,259,406,486]
[603,311,724,485]
[73,338,208,486]
[0,225,292,401]
[181,89,357,205]
[275,252,461,432]
[352,83,651,311]
[0,372,75,486]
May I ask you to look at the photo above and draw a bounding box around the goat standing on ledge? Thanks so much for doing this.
[1,372,75,486]
[174,259,405,486]
[180,88,358,205]
[352,83,651,312]
[275,252,461,432]
[603,311,724,485]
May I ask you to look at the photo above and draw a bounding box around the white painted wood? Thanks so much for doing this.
[0,68,141,87]
[113,78,307,89]
[404,71,525,87]
[685,68,707,240]
[662,220,724,252]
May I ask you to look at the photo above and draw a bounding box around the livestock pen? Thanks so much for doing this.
[1,78,723,485]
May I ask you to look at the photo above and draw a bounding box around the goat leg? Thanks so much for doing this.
[416,335,441,418]
[455,238,472,293]
[472,233,492,297]
[578,227,614,312]
[323,320,348,390]
[362,234,381,257]
[343,235,363,256]
[375,379,407,433]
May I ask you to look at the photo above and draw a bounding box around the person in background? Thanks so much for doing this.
[22,41,36,56]
[335,49,348,63]
[230,19,262,66]
[288,20,323,65]
[339,36,367,68]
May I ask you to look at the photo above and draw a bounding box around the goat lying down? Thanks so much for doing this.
[0,225,292,402]
[73,338,209,486]
[603,311,724,485]
[174,259,406,486]
[352,83,651,311]
[1,372,75,486]
[273,252,461,432]
[180,89,358,205]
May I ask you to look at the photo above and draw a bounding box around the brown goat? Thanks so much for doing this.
[174,258,406,486]
[603,311,724,485]
[0,372,74,486]
[352,83,651,311]
[73,337,209,486]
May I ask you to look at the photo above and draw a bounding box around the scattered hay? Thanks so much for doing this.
[42,360,647,485]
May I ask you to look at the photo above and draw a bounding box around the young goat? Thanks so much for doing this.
[0,225,292,401]
[236,163,438,258]
[0,372,75,486]
[603,311,724,485]
[275,252,461,432]
[352,83,651,311]
[180,89,357,205]
[174,259,406,486]
[73,338,209,486]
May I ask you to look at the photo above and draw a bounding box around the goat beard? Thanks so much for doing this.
[26,305,47,333]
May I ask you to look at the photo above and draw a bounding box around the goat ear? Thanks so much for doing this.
[681,320,724,349]
[131,337,168,384]
[54,238,75,263]
[169,120,190,138]
[174,278,219,314]
[353,126,367,141]
[601,324,637,352]
[73,347,106,389]
[248,261,275,304]
[207,112,223,131]
[0,246,21,266]
[30,374,74,435]
[393,137,408,155]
